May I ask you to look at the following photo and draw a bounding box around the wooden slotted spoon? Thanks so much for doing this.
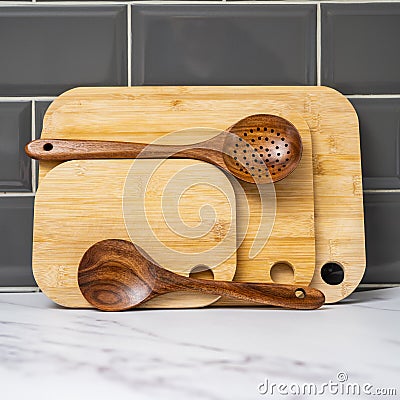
[26,114,302,184]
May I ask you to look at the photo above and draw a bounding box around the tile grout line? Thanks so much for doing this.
[31,100,37,194]
[0,1,319,5]
[2,1,400,5]
[0,1,130,5]
[33,1,400,4]
[318,0,400,3]
[0,97,57,102]
[127,3,132,86]
[0,193,36,196]
[143,0,397,3]
[102,0,400,4]
[316,2,321,86]
[364,189,400,193]
[346,94,400,98]
[358,284,400,288]
[0,287,40,293]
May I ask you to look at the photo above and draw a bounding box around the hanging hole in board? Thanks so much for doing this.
[189,264,214,281]
[321,262,344,285]
[270,261,295,284]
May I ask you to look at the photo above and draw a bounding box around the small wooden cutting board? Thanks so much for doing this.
[33,159,237,308]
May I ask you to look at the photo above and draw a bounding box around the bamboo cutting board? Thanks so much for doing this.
[33,159,238,308]
[36,86,365,304]
[34,95,317,308]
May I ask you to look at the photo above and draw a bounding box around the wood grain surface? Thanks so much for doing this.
[33,159,237,308]
[35,85,365,304]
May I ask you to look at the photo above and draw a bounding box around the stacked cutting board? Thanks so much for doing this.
[31,86,365,308]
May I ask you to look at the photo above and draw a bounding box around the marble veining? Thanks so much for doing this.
[0,288,399,400]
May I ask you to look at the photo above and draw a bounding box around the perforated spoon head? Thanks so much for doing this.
[222,114,302,184]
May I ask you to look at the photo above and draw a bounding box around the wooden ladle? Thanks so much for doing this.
[78,240,325,311]
[25,114,302,183]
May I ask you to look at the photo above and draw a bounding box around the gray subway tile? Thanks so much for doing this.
[35,101,52,139]
[132,4,316,85]
[350,98,400,190]
[0,102,32,192]
[363,193,400,284]
[0,6,127,96]
[0,197,35,286]
[322,4,400,94]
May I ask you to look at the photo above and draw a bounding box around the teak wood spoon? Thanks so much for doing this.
[78,239,325,311]
[25,114,302,183]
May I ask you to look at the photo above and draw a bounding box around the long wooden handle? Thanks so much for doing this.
[25,139,199,161]
[171,276,325,310]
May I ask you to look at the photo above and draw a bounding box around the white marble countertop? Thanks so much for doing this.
[1,288,399,400]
